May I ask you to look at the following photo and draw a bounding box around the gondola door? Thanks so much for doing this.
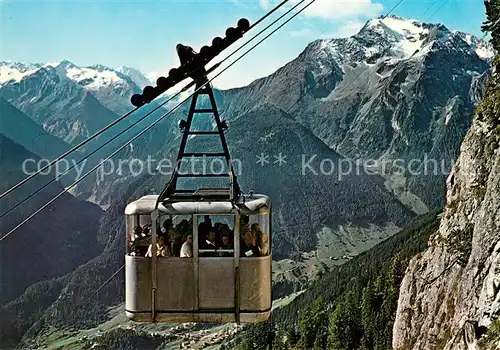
[195,214,238,315]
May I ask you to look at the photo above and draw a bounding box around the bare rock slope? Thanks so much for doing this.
[393,59,500,349]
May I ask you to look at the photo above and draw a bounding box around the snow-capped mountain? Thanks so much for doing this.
[118,66,152,89]
[0,62,121,144]
[0,67,100,144]
[0,60,152,116]
[0,60,150,90]
[68,63,144,115]
[0,16,495,209]
[308,16,495,69]
[216,15,495,209]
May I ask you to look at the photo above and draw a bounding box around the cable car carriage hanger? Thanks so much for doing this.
[125,17,272,324]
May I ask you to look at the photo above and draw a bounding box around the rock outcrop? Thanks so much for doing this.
[393,57,500,349]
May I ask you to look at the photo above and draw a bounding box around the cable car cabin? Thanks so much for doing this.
[124,193,272,324]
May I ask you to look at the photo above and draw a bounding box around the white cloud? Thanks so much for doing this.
[290,28,316,38]
[261,0,383,20]
[327,20,366,38]
[303,0,383,19]
[259,0,270,10]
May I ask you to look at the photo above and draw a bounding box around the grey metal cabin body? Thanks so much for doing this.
[124,194,272,323]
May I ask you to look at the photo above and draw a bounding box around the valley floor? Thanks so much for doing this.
[35,292,306,350]
[34,221,402,350]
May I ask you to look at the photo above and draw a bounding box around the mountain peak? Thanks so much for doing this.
[56,60,78,70]
[88,64,114,72]
[353,16,451,59]
[117,66,151,88]
[363,15,429,38]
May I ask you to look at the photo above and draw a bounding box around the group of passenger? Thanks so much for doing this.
[128,215,269,258]
[129,219,193,258]
[240,215,269,257]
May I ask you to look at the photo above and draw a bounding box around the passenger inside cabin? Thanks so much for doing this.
[145,235,169,257]
[198,222,217,256]
[259,231,269,256]
[208,230,216,246]
[241,230,261,257]
[251,223,262,241]
[213,222,223,246]
[218,224,231,245]
[204,215,213,231]
[180,235,193,257]
[161,219,173,235]
[198,222,216,249]
[221,234,233,249]
[168,226,182,257]
[251,223,269,256]
[177,219,192,236]
[240,215,250,235]
[129,226,144,256]
[133,225,143,239]
[217,234,233,257]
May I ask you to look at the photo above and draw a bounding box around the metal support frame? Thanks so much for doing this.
[234,212,241,324]
[193,215,200,312]
[151,209,159,322]
[158,77,241,203]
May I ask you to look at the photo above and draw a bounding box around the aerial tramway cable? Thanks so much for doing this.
[382,0,405,18]
[0,0,291,202]
[86,0,468,311]
[0,107,144,201]
[0,0,317,243]
[248,0,288,30]
[0,0,297,222]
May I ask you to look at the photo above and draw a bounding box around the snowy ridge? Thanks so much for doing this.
[1,61,174,106]
[65,66,124,91]
[0,61,42,84]
[118,66,152,89]
[311,15,495,71]
[368,16,430,58]
[456,32,497,60]
[0,60,150,90]
[0,60,152,114]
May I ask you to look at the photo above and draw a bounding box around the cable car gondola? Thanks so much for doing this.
[124,33,272,323]
[124,193,272,324]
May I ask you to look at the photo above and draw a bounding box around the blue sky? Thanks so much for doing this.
[1,0,488,89]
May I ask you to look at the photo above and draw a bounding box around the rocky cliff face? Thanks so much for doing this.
[393,58,500,349]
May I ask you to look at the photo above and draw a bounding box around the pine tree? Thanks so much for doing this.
[327,292,364,350]
[297,297,328,349]
[375,255,406,349]
[482,0,500,51]
[360,283,376,349]
[239,320,275,350]
[272,330,291,350]
[285,328,298,348]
